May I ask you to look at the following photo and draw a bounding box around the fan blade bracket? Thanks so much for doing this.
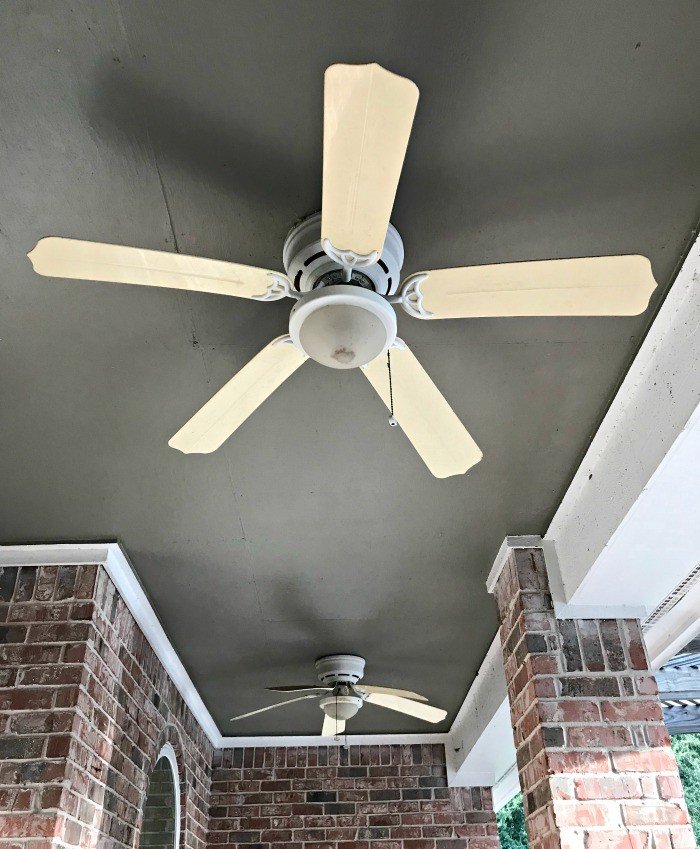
[391,273,433,319]
[321,240,381,280]
[252,272,301,302]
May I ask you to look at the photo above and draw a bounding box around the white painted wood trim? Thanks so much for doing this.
[0,543,449,750]
[155,741,181,849]
[221,733,449,747]
[486,537,649,618]
[485,535,542,594]
[492,763,520,812]
[645,575,700,670]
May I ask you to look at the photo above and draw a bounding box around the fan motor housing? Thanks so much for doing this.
[283,212,404,297]
[315,654,366,685]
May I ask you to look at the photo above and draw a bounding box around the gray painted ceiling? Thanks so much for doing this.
[1,1,699,735]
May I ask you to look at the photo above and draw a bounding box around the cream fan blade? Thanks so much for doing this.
[358,685,428,702]
[169,337,307,454]
[27,237,285,299]
[230,693,319,721]
[365,693,447,724]
[322,63,419,261]
[407,255,656,319]
[321,714,346,737]
[361,344,482,479]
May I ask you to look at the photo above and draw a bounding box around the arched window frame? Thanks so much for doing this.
[154,741,181,849]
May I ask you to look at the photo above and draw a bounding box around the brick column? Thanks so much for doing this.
[490,546,694,849]
[0,563,211,849]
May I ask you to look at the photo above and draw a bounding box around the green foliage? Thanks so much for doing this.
[496,793,528,849]
[671,733,700,844]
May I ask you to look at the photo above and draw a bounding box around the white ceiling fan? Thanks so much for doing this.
[230,654,447,737]
[27,63,657,478]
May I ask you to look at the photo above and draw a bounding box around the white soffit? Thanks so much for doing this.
[0,542,447,750]
[546,235,700,614]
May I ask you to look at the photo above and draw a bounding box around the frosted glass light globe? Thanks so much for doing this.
[289,286,397,370]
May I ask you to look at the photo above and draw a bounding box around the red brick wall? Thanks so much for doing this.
[492,546,694,849]
[209,745,498,849]
[0,564,212,849]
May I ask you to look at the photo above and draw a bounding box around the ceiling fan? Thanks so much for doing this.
[27,63,656,478]
[230,654,447,737]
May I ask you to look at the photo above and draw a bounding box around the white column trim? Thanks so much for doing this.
[487,536,651,620]
[492,763,520,812]
[485,535,543,594]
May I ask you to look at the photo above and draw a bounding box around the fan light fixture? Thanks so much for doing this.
[319,694,363,721]
[289,286,397,369]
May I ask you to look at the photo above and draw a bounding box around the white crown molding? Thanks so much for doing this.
[221,733,449,747]
[0,542,449,751]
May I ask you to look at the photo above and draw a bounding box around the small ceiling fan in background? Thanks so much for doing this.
[229,655,447,737]
[28,63,656,478]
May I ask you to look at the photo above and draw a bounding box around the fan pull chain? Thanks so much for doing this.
[387,350,398,427]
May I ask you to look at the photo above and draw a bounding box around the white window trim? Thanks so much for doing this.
[155,741,181,849]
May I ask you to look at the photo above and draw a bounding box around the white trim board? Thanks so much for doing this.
[156,742,181,849]
[645,571,700,670]
[0,543,448,751]
[222,734,449,747]
[485,535,542,594]
[492,763,520,812]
